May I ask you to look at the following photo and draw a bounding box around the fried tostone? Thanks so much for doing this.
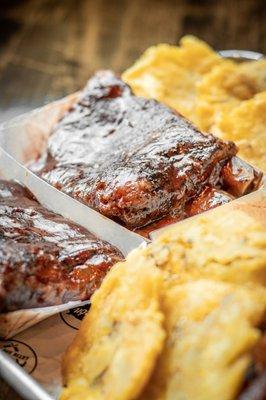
[213,92,266,172]
[139,209,266,400]
[140,280,265,400]
[61,252,165,400]
[196,60,266,132]
[145,208,266,287]
[122,35,225,123]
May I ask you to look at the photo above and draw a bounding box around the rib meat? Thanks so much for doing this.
[221,156,263,197]
[31,71,239,229]
[0,180,122,312]
[185,186,234,217]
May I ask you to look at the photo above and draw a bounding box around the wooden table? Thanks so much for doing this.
[0,0,265,398]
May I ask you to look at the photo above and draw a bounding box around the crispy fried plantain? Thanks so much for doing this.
[139,209,266,400]
[140,280,265,400]
[122,35,224,122]
[146,208,266,286]
[61,252,165,400]
[213,92,266,172]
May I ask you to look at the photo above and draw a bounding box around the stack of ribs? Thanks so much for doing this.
[0,180,122,312]
[31,71,262,236]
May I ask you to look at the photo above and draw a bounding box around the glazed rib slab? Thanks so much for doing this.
[31,71,237,229]
[0,180,122,312]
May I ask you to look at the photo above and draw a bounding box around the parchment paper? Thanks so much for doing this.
[0,302,90,398]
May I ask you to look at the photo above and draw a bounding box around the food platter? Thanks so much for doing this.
[0,46,265,400]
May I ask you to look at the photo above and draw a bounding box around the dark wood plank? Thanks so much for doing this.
[0,0,265,123]
[0,0,265,398]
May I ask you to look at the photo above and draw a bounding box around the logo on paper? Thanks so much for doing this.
[60,303,91,330]
[0,339,37,374]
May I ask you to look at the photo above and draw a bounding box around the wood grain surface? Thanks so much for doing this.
[0,0,265,399]
[0,0,265,123]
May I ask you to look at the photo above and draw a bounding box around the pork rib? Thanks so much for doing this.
[0,180,122,312]
[32,71,238,228]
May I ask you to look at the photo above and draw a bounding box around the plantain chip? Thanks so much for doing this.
[122,35,224,123]
[138,209,266,400]
[145,208,266,286]
[212,91,266,172]
[196,60,266,132]
[61,251,165,400]
[240,59,266,93]
[140,280,266,400]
